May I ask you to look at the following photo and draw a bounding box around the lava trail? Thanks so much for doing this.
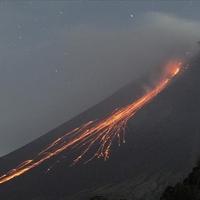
[0,60,182,185]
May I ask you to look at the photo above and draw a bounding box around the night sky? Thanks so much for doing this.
[0,1,200,156]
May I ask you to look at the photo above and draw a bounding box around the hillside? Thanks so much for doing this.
[0,53,200,200]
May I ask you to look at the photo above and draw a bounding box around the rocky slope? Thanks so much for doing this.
[0,54,200,200]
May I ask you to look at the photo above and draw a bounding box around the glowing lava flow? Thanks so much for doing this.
[0,60,182,185]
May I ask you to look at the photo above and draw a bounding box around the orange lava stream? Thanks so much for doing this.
[0,60,182,185]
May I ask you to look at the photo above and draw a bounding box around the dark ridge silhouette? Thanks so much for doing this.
[0,53,200,200]
[160,159,200,200]
[90,160,200,200]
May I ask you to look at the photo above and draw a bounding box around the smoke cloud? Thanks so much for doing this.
[0,11,200,156]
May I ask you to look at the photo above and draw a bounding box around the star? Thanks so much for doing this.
[17,24,22,29]
[58,10,64,16]
[130,13,134,19]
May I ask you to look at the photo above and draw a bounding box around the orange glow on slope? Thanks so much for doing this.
[0,60,183,185]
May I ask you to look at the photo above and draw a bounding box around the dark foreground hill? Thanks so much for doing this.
[89,160,200,200]
[160,160,200,200]
[0,53,200,200]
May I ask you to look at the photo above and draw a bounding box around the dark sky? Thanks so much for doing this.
[0,1,200,156]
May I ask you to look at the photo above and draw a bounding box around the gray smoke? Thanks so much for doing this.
[0,10,199,156]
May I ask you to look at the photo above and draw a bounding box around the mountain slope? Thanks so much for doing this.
[0,54,200,200]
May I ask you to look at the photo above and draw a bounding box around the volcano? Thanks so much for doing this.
[0,54,200,200]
